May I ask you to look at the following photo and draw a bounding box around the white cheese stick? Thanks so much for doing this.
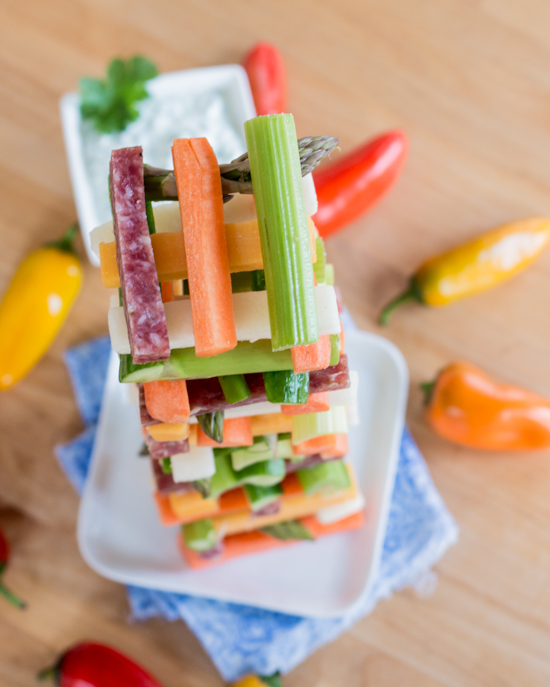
[316,492,366,525]
[170,447,215,482]
[90,175,318,257]
[109,285,340,355]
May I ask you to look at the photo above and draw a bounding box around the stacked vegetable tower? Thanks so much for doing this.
[94,114,364,568]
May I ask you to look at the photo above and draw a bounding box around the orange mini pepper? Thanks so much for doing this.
[422,361,550,451]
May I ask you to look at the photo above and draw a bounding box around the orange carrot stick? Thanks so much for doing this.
[197,417,253,447]
[144,380,190,424]
[291,334,331,374]
[281,391,330,415]
[301,510,365,537]
[172,138,237,357]
[292,433,349,456]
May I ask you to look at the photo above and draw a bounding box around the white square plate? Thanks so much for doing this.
[77,329,408,618]
[60,64,256,265]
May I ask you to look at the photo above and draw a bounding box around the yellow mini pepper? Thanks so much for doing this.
[379,217,550,324]
[0,224,82,390]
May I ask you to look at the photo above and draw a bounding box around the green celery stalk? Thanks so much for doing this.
[160,457,172,474]
[245,114,318,350]
[313,237,327,284]
[182,519,217,552]
[263,370,309,404]
[235,458,286,487]
[145,200,156,234]
[244,483,283,512]
[210,452,240,498]
[291,406,348,445]
[296,461,351,496]
[119,339,294,383]
[329,334,340,367]
[324,263,335,286]
[218,374,252,404]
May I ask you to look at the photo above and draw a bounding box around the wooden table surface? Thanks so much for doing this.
[2,0,550,684]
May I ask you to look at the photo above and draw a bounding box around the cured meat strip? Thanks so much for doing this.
[145,432,190,459]
[138,384,157,426]
[110,146,170,364]
[140,355,351,426]
[151,460,197,495]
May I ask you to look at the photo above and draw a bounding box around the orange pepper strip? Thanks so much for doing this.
[423,361,550,451]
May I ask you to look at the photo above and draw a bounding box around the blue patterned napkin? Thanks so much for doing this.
[56,318,458,682]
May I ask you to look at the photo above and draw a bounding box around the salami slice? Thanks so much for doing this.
[110,147,170,364]
[145,433,190,459]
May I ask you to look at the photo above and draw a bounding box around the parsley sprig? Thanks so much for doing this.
[79,55,158,133]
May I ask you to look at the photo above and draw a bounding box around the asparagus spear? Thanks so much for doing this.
[143,135,339,201]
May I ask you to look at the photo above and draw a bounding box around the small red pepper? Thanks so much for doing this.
[0,526,25,609]
[243,42,287,115]
[38,642,163,686]
[312,130,408,238]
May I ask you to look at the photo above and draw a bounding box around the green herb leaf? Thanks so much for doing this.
[261,519,315,541]
[197,411,225,444]
[138,442,149,456]
[79,55,158,133]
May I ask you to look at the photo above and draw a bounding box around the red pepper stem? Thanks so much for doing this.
[378,281,423,325]
[0,580,26,609]
[420,381,436,404]
[45,223,79,254]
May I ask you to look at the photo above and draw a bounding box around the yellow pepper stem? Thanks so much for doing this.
[45,223,79,254]
[379,280,424,325]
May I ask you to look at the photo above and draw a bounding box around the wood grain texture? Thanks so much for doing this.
[2,0,550,684]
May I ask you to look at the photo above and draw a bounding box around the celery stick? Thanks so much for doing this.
[182,519,217,552]
[145,200,156,234]
[291,406,348,445]
[324,264,335,286]
[263,370,309,404]
[297,461,351,496]
[245,114,318,350]
[210,452,240,498]
[119,339,293,383]
[329,334,340,367]
[118,355,164,383]
[244,483,283,512]
[235,458,286,487]
[218,374,251,404]
[313,238,327,284]
[160,458,172,474]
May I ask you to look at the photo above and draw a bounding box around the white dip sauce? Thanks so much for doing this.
[80,89,246,226]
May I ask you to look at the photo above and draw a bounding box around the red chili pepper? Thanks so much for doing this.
[38,642,163,686]
[0,526,25,609]
[312,130,408,238]
[243,42,287,115]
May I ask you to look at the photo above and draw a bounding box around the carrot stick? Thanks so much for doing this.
[281,391,330,415]
[291,334,331,374]
[218,488,249,513]
[292,433,348,456]
[197,417,253,447]
[301,510,365,537]
[172,138,237,357]
[144,380,190,423]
